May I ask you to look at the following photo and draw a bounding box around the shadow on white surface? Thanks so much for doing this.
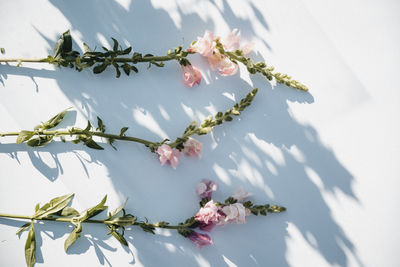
[0,0,367,266]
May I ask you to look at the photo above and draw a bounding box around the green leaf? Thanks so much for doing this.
[35,193,74,219]
[24,223,36,267]
[36,108,70,130]
[64,224,82,252]
[93,62,108,74]
[111,38,119,52]
[122,47,132,55]
[16,131,34,144]
[122,64,130,76]
[130,65,138,73]
[84,121,92,132]
[61,206,80,217]
[96,117,105,133]
[79,195,107,221]
[84,138,104,150]
[83,43,91,53]
[108,215,136,226]
[0,48,5,54]
[108,199,127,219]
[119,127,128,137]
[113,63,121,78]
[26,136,54,147]
[54,30,72,58]
[107,225,128,247]
[224,115,233,121]
[108,137,117,150]
[16,222,31,235]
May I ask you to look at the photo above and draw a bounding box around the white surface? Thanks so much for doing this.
[0,0,399,266]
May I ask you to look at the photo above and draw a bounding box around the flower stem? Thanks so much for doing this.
[0,212,190,230]
[0,130,156,147]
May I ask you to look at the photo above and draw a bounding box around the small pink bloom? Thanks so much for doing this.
[183,137,202,158]
[181,65,201,87]
[217,57,238,76]
[188,30,215,57]
[221,203,248,224]
[196,179,218,199]
[222,28,241,52]
[240,41,254,56]
[156,144,181,169]
[232,187,252,202]
[198,222,216,232]
[188,231,213,249]
[195,200,221,224]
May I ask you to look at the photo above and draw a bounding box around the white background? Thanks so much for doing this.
[0,0,399,266]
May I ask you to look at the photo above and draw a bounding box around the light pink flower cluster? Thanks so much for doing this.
[196,179,218,199]
[156,144,180,169]
[189,180,252,248]
[181,64,201,87]
[155,138,202,169]
[188,29,253,77]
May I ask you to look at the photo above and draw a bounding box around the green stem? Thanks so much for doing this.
[0,212,191,230]
[0,54,179,64]
[0,130,156,147]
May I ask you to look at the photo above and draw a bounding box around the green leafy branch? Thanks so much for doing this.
[215,39,308,91]
[0,30,191,77]
[0,88,258,153]
[0,192,285,267]
[0,30,308,91]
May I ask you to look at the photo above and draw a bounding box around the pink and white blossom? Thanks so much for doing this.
[216,56,238,76]
[232,187,252,202]
[187,231,213,249]
[156,144,181,169]
[196,179,218,199]
[222,29,241,52]
[187,30,215,57]
[195,200,221,224]
[182,137,202,158]
[181,64,201,87]
[221,203,248,224]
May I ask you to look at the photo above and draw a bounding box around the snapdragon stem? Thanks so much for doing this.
[0,55,178,64]
[0,130,156,147]
[0,212,191,230]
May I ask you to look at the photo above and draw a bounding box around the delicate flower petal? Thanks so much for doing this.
[188,231,213,249]
[195,200,221,224]
[221,203,247,224]
[222,29,241,52]
[183,137,202,158]
[196,179,218,199]
[217,57,238,76]
[240,41,254,55]
[181,65,201,87]
[156,144,181,169]
[232,187,252,202]
[188,30,215,57]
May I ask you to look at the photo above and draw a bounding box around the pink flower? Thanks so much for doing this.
[183,137,202,158]
[187,30,215,57]
[240,41,254,56]
[221,203,248,224]
[222,29,241,52]
[216,56,238,76]
[195,200,221,224]
[187,231,213,249]
[222,29,253,55]
[196,179,218,199]
[181,64,201,87]
[156,144,181,169]
[232,187,252,202]
[198,222,216,232]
